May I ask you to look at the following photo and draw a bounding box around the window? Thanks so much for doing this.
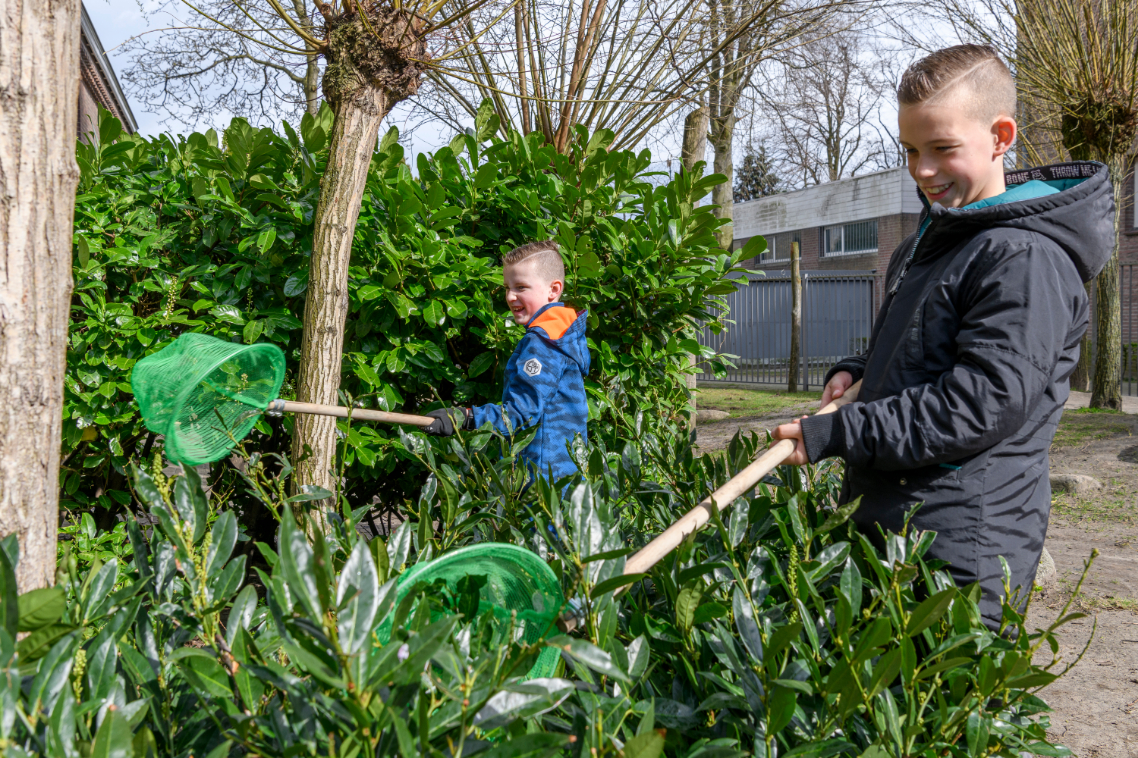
[759,232,801,262]
[822,219,878,257]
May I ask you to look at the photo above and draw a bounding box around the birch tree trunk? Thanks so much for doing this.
[0,0,81,591]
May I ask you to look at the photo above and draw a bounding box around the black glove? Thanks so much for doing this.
[423,407,472,436]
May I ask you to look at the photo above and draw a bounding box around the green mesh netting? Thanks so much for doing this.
[377,543,565,680]
[131,333,286,465]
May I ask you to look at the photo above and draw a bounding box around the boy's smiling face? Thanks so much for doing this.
[504,258,563,326]
[898,88,1016,209]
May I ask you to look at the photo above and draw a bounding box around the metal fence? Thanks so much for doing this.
[1117,264,1138,396]
[699,264,1138,396]
[696,270,879,389]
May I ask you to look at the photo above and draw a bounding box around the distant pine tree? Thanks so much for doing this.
[734,144,782,202]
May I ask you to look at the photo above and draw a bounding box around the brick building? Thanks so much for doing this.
[78,2,136,140]
[731,167,921,284]
[734,159,1138,300]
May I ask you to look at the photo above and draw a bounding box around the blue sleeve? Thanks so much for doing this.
[471,334,563,435]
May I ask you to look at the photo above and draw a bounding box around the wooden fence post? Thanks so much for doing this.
[789,241,802,392]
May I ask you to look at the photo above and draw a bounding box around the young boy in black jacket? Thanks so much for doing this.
[773,44,1115,629]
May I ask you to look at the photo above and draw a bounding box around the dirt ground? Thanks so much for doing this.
[696,387,1138,757]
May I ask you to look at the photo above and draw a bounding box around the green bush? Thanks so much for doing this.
[66,104,748,518]
[12,424,1083,757]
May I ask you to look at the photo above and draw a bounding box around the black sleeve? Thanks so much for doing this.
[802,239,1076,469]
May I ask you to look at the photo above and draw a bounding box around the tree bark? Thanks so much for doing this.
[789,241,802,393]
[0,0,81,591]
[292,0,321,115]
[680,105,708,427]
[304,56,321,115]
[1070,280,1093,391]
[681,106,708,171]
[710,112,735,251]
[291,88,389,508]
[1090,165,1125,410]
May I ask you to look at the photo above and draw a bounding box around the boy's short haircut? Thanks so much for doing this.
[897,44,1016,123]
[503,241,565,284]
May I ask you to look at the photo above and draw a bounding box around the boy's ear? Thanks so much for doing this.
[992,114,1017,158]
[550,279,564,299]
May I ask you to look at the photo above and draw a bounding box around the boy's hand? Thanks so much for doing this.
[771,417,809,466]
[423,408,471,436]
[821,370,855,408]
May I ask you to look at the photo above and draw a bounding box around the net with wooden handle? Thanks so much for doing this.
[623,380,860,577]
[275,400,434,427]
[558,380,862,631]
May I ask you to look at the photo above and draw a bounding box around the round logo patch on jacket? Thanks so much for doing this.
[523,358,542,377]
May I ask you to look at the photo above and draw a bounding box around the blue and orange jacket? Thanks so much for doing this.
[471,303,590,482]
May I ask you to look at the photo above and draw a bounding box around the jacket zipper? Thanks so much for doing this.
[889,210,930,297]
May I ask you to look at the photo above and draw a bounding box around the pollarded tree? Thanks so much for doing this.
[190,0,529,508]
[411,0,710,152]
[0,0,82,591]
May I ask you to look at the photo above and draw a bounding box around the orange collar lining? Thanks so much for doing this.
[529,307,577,340]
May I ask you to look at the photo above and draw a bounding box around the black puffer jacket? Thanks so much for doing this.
[800,162,1115,626]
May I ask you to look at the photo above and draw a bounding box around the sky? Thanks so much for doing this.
[85,0,458,157]
[84,1,943,177]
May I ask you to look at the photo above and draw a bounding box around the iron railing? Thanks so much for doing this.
[699,264,1138,397]
[696,270,879,389]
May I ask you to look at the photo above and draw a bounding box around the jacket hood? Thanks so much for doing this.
[924,161,1115,283]
[526,303,590,375]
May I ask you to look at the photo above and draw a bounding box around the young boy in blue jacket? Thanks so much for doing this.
[424,241,590,483]
[773,45,1113,629]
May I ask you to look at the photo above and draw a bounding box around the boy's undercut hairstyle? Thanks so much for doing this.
[503,241,565,284]
[897,44,1016,122]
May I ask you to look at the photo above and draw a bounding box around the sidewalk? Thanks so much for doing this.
[1064,390,1138,414]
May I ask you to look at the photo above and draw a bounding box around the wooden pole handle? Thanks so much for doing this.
[621,379,862,579]
[557,380,862,632]
[278,400,435,427]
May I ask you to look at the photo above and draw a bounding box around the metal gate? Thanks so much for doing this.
[696,270,879,389]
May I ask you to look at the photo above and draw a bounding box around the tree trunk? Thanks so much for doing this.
[681,106,708,171]
[0,0,81,592]
[710,111,735,251]
[680,105,708,427]
[789,241,802,393]
[1070,280,1093,391]
[292,0,321,115]
[291,88,390,509]
[291,7,425,520]
[304,56,321,115]
[1090,166,1125,410]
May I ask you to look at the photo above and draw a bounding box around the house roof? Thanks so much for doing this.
[80,2,137,134]
[733,166,922,239]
